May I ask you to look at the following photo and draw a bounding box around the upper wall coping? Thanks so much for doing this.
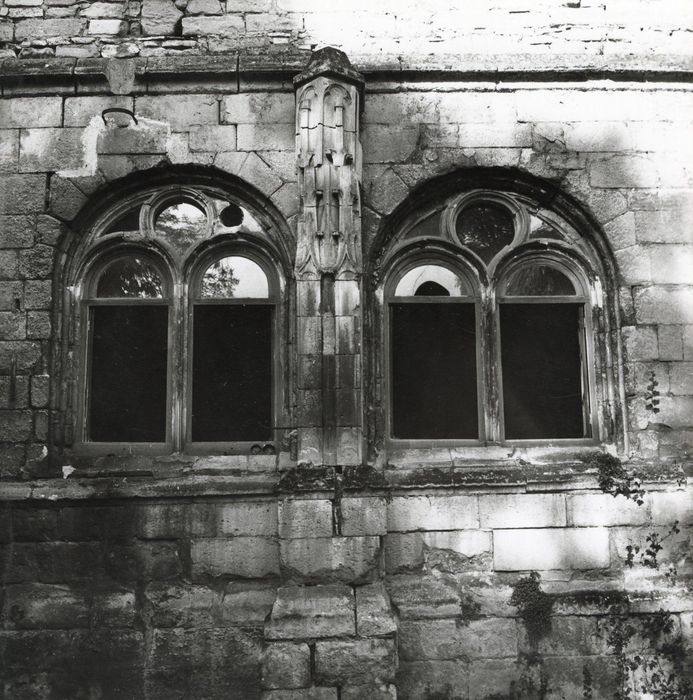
[2,53,693,96]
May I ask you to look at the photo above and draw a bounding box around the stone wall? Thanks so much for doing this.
[0,0,692,63]
[1,7,692,698]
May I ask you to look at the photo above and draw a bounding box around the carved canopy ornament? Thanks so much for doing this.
[294,47,364,278]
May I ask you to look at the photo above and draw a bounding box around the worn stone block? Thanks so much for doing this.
[670,362,693,395]
[238,151,283,195]
[106,541,181,582]
[3,583,89,629]
[468,658,520,700]
[0,311,26,340]
[384,533,425,574]
[634,287,693,324]
[315,638,396,685]
[15,17,82,39]
[97,124,169,155]
[88,18,127,34]
[189,124,237,152]
[18,245,53,279]
[262,642,311,690]
[635,209,693,244]
[604,211,636,250]
[141,0,182,35]
[217,501,278,537]
[64,95,134,127]
[223,93,294,125]
[138,503,189,539]
[0,130,19,173]
[387,495,479,532]
[355,581,397,637]
[589,154,660,188]
[386,575,463,620]
[82,2,125,18]
[494,527,610,571]
[399,618,518,661]
[0,175,46,215]
[651,489,693,525]
[396,659,469,699]
[341,497,387,536]
[341,685,396,700]
[0,410,33,441]
[146,582,218,628]
[135,94,219,129]
[191,537,280,578]
[92,588,137,628]
[279,498,333,539]
[479,493,566,528]
[0,281,23,310]
[281,536,380,584]
[659,325,684,360]
[265,584,355,640]
[48,176,88,222]
[221,581,277,626]
[567,493,650,526]
[262,690,337,700]
[421,530,492,561]
[26,311,50,339]
[615,246,652,284]
[237,124,294,152]
[182,14,244,35]
[24,280,52,309]
[362,124,419,163]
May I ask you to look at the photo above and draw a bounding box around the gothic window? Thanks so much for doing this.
[73,184,284,455]
[381,190,602,446]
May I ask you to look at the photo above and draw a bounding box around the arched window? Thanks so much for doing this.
[380,188,604,446]
[73,184,284,455]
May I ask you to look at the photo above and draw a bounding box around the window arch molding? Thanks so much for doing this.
[53,167,293,464]
[367,169,624,459]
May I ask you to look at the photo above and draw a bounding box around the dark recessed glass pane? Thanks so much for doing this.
[192,305,272,442]
[155,201,208,254]
[96,257,164,298]
[88,306,168,442]
[505,265,576,296]
[501,303,584,439]
[391,303,478,439]
[103,207,141,234]
[199,256,269,299]
[456,202,515,263]
[403,210,443,240]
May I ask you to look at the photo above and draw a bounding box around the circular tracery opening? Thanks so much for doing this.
[455,201,515,263]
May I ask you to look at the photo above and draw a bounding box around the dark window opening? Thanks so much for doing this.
[192,305,273,442]
[391,303,478,439]
[500,303,585,439]
[456,202,515,263]
[88,305,168,442]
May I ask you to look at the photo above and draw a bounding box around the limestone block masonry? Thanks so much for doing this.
[0,6,693,699]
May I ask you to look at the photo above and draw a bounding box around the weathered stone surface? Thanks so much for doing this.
[341,497,387,536]
[265,584,355,640]
[315,638,397,685]
[387,495,479,532]
[221,581,277,625]
[634,287,693,324]
[341,685,396,700]
[386,575,462,620]
[223,93,294,125]
[384,533,425,574]
[146,582,218,628]
[3,583,89,629]
[185,0,223,14]
[280,536,380,583]
[479,494,566,528]
[279,498,333,539]
[567,493,650,527]
[191,537,280,578]
[0,174,46,215]
[396,659,469,699]
[355,582,397,637]
[262,642,311,690]
[135,94,218,129]
[262,689,337,700]
[182,13,244,35]
[659,325,684,361]
[650,489,693,525]
[141,0,182,35]
[493,527,611,571]
[399,618,518,661]
[217,501,278,536]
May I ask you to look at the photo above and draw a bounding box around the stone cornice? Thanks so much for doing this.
[2,53,693,96]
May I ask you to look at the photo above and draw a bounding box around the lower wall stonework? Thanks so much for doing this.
[0,486,691,699]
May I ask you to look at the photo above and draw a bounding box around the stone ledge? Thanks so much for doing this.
[2,53,693,97]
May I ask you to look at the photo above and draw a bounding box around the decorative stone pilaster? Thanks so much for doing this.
[293,48,364,466]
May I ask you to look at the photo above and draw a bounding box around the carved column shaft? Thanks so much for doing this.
[294,49,364,466]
